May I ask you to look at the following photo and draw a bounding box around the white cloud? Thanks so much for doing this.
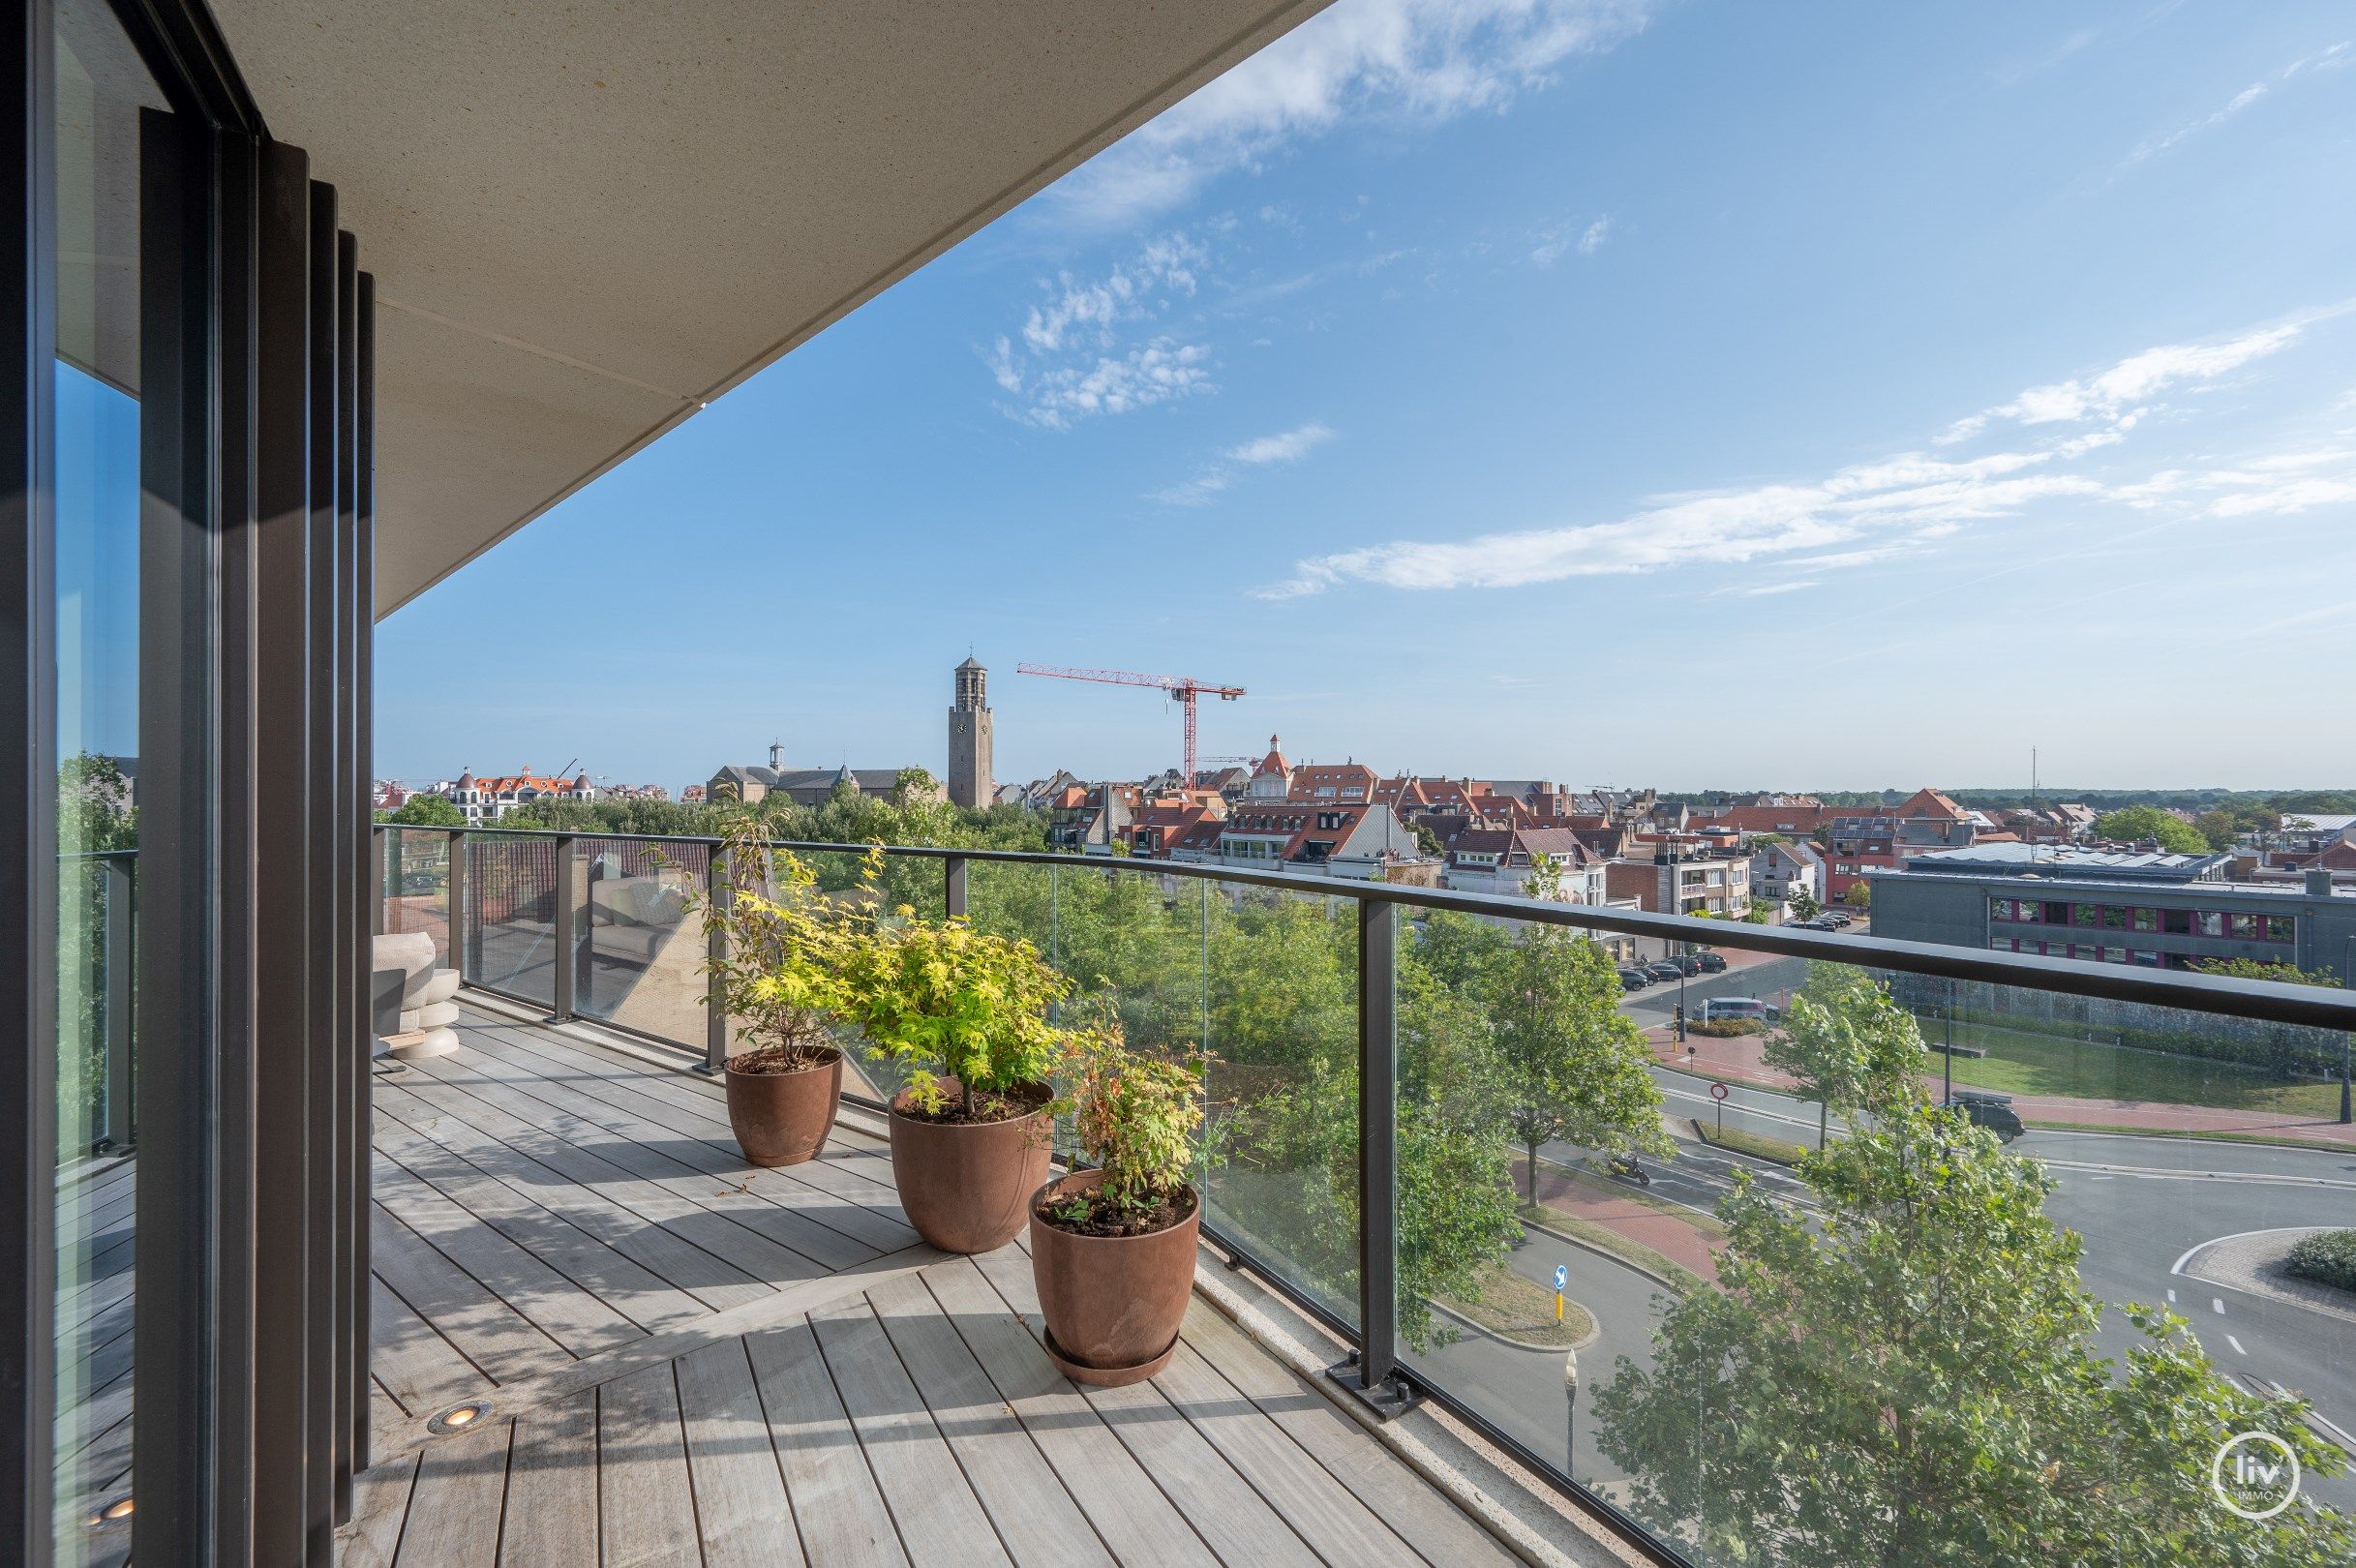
[1155,421,1336,504]
[2128,42,2350,163]
[990,236,1217,427]
[1937,321,2308,442]
[1531,213,1612,266]
[1258,310,2354,599]
[1044,0,1656,227]
[1230,421,1336,466]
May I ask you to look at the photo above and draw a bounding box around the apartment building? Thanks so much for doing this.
[1869,845,2356,978]
[443,769,596,824]
[1605,845,1754,919]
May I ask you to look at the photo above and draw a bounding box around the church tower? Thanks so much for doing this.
[948,656,993,809]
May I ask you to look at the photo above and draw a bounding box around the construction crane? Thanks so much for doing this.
[1017,663,1246,786]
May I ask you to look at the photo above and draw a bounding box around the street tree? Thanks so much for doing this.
[2094,804,2210,855]
[1592,1075,2354,1564]
[1490,856,1673,1200]
[1765,964,1926,1148]
[380,791,465,828]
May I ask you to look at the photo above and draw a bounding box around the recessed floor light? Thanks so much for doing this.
[89,1493,133,1527]
[428,1401,492,1435]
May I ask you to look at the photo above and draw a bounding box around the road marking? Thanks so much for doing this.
[2227,1335,2247,1356]
[2166,1288,2177,1304]
[2089,1175,2113,1181]
[2214,1298,2226,1315]
[2171,1226,2334,1277]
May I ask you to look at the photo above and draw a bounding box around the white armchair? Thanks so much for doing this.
[374,930,458,1060]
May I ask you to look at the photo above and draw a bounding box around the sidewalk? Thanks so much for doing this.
[1512,1156,1722,1284]
[1644,1028,2356,1151]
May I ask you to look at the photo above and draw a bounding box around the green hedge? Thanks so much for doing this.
[1688,1017,1765,1037]
[2286,1229,2356,1293]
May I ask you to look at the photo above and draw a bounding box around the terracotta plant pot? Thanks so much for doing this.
[1028,1168,1200,1387]
[888,1079,1053,1254]
[723,1048,843,1167]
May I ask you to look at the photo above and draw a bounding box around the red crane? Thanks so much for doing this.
[1017,663,1246,785]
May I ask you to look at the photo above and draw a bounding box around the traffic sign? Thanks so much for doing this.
[1709,1081,1731,1102]
[1554,1263,1569,1291]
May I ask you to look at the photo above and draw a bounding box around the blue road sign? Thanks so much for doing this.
[1554,1264,1569,1291]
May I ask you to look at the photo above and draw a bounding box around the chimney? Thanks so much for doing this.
[769,739,784,770]
[2307,868,2333,897]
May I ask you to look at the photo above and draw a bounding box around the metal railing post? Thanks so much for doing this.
[446,829,468,980]
[945,855,967,920]
[103,856,136,1151]
[1332,896,1414,1417]
[550,834,577,1021]
[700,844,729,1075]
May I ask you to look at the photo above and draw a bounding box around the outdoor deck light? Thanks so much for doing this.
[89,1494,134,1527]
[428,1401,492,1435]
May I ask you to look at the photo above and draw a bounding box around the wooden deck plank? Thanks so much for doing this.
[741,1315,910,1568]
[864,1270,1112,1568]
[1180,1303,1522,1568]
[495,1389,599,1568]
[672,1339,806,1568]
[381,1070,833,1296]
[373,1110,712,1334]
[468,1028,918,1251]
[371,1275,496,1420]
[373,1153,646,1360]
[1148,1340,1424,1568]
[595,1363,702,1568]
[338,1451,420,1568]
[918,1258,1218,1568]
[402,1046,871,1276]
[969,1250,1323,1568]
[442,1033,900,1266]
[374,1082,779,1312]
[394,1416,512,1568]
[371,1207,575,1387]
[808,1297,1013,1568]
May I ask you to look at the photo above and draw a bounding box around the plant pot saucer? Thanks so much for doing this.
[1041,1324,1180,1388]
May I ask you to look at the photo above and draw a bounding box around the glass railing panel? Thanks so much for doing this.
[462,832,559,1006]
[1198,879,1360,1330]
[576,837,709,1048]
[1385,917,2356,1561]
[378,827,453,967]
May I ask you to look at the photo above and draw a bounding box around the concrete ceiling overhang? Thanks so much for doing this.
[207,0,1337,618]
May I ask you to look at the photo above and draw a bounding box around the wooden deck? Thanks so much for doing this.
[343,1007,1530,1568]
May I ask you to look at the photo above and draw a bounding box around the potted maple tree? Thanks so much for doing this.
[1029,1026,1205,1385]
[833,886,1072,1253]
[692,820,861,1167]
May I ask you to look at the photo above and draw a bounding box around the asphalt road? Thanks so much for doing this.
[1441,1056,2356,1515]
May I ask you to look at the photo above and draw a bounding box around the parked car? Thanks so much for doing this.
[1826,912,1853,926]
[1702,997,1767,1023]
[1617,969,1650,992]
[1646,962,1685,982]
[1942,1090,2025,1141]
[1695,950,1728,973]
[1668,953,1703,977]
[1791,918,1831,930]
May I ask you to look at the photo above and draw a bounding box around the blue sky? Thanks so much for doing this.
[377,0,2356,796]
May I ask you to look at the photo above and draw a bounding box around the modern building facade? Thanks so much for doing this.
[4,1,1344,1561]
[1869,845,2356,978]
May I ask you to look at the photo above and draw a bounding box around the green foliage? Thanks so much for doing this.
[1688,1017,1763,1037]
[2094,805,2212,855]
[2191,956,2341,988]
[2286,1229,2356,1293]
[1790,887,1822,921]
[1766,966,1929,1119]
[687,818,866,1067]
[380,792,466,828]
[833,864,1074,1115]
[1490,905,1673,1200]
[58,751,136,853]
[1842,880,1870,908]
[1742,895,1774,923]
[1595,1091,2356,1565]
[1064,1018,1205,1212]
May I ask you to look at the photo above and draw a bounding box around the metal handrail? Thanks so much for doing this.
[375,825,2356,1034]
[369,819,2352,1568]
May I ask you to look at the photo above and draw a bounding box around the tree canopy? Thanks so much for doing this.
[2093,805,2212,855]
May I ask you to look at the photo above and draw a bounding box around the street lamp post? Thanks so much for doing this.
[1563,1347,1580,1480]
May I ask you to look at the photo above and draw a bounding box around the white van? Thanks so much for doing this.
[1701,997,1769,1023]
